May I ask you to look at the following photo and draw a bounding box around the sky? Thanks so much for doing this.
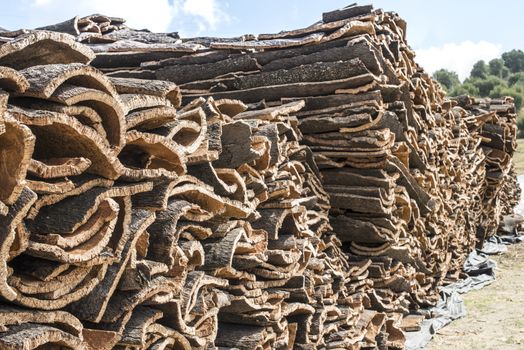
[0,0,523,80]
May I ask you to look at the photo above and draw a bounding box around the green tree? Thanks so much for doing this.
[508,72,524,87]
[434,49,524,127]
[488,58,504,77]
[450,82,479,96]
[502,49,524,73]
[432,69,460,91]
[466,75,506,96]
[470,60,488,79]
[501,66,510,79]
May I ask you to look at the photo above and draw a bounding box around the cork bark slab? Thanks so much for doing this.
[0,117,34,205]
[47,83,126,149]
[17,101,108,140]
[10,106,123,179]
[125,106,177,131]
[19,63,118,99]
[0,66,29,92]
[0,31,95,69]
[28,157,92,179]
[119,130,186,181]
[0,187,37,301]
[109,77,181,108]
[67,205,156,323]
[0,323,88,350]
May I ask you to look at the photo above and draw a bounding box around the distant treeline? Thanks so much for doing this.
[432,49,524,135]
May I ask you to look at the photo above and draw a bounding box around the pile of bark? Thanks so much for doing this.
[60,3,521,312]
[0,28,407,350]
[455,96,520,241]
[0,3,520,350]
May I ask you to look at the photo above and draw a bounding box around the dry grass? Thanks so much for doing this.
[514,139,524,175]
[426,243,524,350]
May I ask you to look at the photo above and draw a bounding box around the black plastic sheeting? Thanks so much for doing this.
[405,234,524,350]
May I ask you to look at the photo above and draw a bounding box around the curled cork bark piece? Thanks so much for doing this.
[147,330,192,350]
[27,175,113,220]
[36,16,80,36]
[28,157,92,178]
[170,176,254,219]
[117,306,191,349]
[87,40,204,54]
[215,323,273,350]
[10,262,92,295]
[153,107,207,155]
[118,93,172,116]
[16,100,109,139]
[99,276,179,331]
[168,182,226,219]
[0,116,34,205]
[213,120,259,169]
[28,183,150,235]
[25,199,119,264]
[8,261,108,310]
[233,100,305,121]
[146,199,198,269]
[67,205,156,323]
[188,163,247,202]
[119,130,186,181]
[31,198,117,249]
[0,31,95,69]
[202,227,244,270]
[0,305,84,335]
[47,83,126,149]
[0,66,29,92]
[178,272,229,347]
[258,16,371,40]
[10,192,149,312]
[154,272,229,348]
[210,33,324,50]
[0,187,37,301]
[0,323,88,350]
[26,177,76,195]
[214,98,248,117]
[251,208,300,240]
[109,77,181,108]
[19,63,118,99]
[10,106,123,179]
[131,177,185,211]
[9,223,30,260]
[125,106,177,131]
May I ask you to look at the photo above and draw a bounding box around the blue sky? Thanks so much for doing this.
[1,0,522,79]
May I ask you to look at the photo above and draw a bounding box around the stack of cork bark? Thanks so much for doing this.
[0,3,519,350]
[456,96,520,239]
[63,2,519,309]
[0,26,404,350]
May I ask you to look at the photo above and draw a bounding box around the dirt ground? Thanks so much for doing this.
[426,239,524,349]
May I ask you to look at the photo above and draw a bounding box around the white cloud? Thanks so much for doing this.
[415,41,502,81]
[29,0,229,33]
[182,0,229,30]
[33,0,53,6]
